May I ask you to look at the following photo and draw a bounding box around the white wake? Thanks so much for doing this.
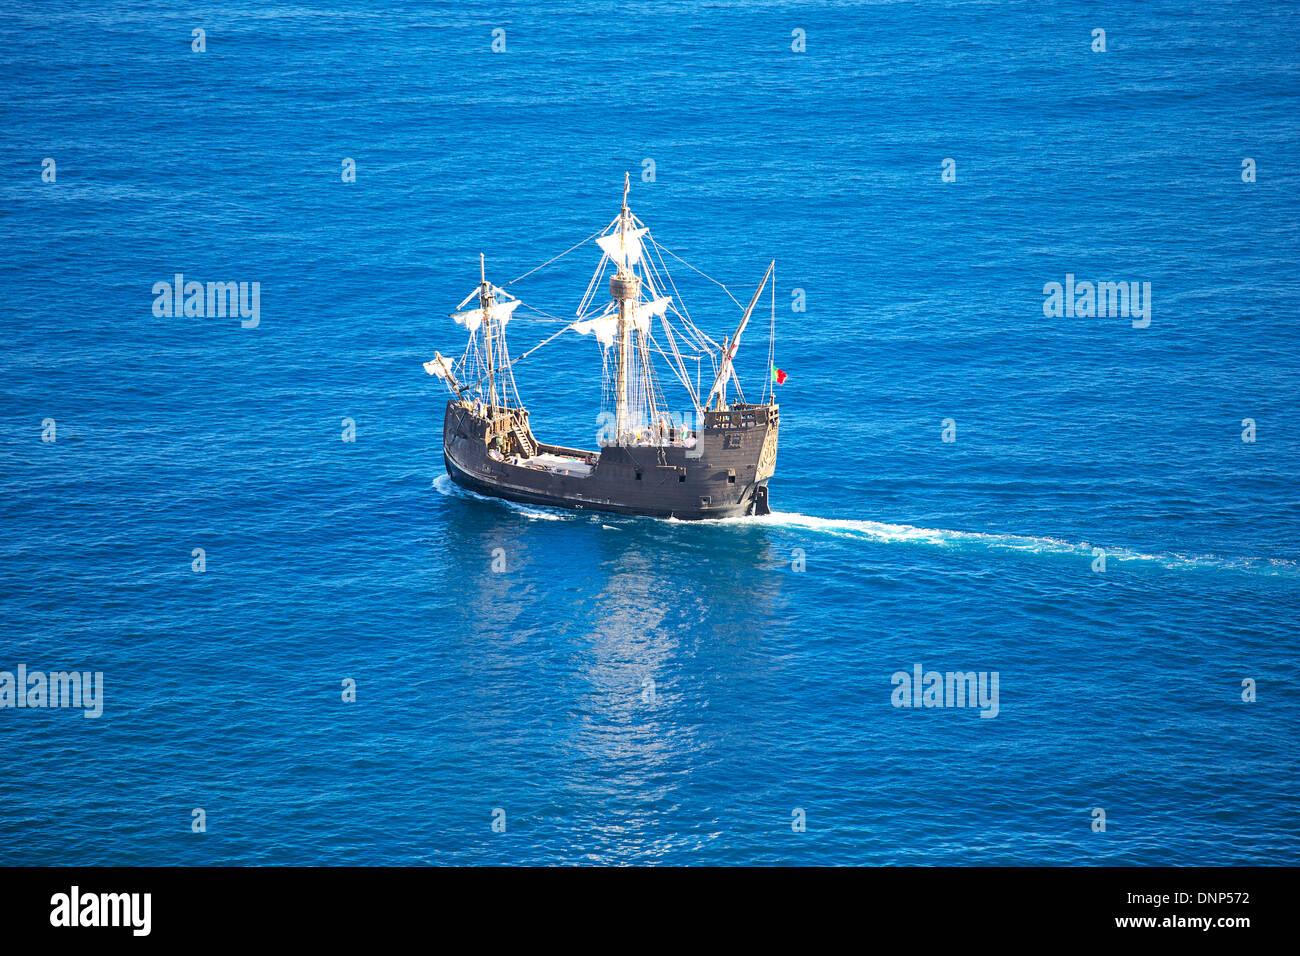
[432,475,1297,576]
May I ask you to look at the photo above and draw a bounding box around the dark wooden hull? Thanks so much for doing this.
[441,400,777,520]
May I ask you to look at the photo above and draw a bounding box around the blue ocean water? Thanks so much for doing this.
[1,1,1297,865]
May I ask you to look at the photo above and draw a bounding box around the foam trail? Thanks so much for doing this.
[719,511,1299,576]
[432,473,568,521]
[432,476,1298,577]
[722,511,1092,553]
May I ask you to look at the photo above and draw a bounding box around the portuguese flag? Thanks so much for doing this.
[771,366,788,385]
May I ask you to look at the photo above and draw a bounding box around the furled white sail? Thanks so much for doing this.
[633,296,672,326]
[596,227,648,269]
[450,298,521,332]
[573,314,618,348]
[573,296,670,344]
[423,351,455,380]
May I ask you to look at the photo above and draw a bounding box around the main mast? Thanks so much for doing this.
[610,172,640,443]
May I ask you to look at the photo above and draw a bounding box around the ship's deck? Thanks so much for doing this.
[489,446,594,478]
[526,452,594,477]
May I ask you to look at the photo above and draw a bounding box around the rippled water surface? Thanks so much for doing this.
[1,1,1297,864]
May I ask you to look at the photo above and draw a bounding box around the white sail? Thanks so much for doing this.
[633,296,672,326]
[573,295,670,344]
[450,298,521,332]
[596,227,648,269]
[423,351,455,380]
[573,314,618,348]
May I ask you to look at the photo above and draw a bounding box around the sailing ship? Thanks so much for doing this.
[423,175,779,520]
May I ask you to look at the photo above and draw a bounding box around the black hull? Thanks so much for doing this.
[441,400,777,521]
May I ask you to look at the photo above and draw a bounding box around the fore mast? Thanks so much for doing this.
[477,253,499,410]
[442,255,522,413]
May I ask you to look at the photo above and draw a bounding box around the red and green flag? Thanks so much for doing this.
[771,366,788,385]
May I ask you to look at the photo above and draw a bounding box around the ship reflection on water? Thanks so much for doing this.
[426,479,790,860]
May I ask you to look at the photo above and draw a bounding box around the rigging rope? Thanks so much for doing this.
[495,321,574,368]
[445,214,772,419]
[646,236,722,356]
[502,221,614,288]
[650,239,745,310]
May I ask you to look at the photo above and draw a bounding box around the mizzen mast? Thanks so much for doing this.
[705,261,774,411]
